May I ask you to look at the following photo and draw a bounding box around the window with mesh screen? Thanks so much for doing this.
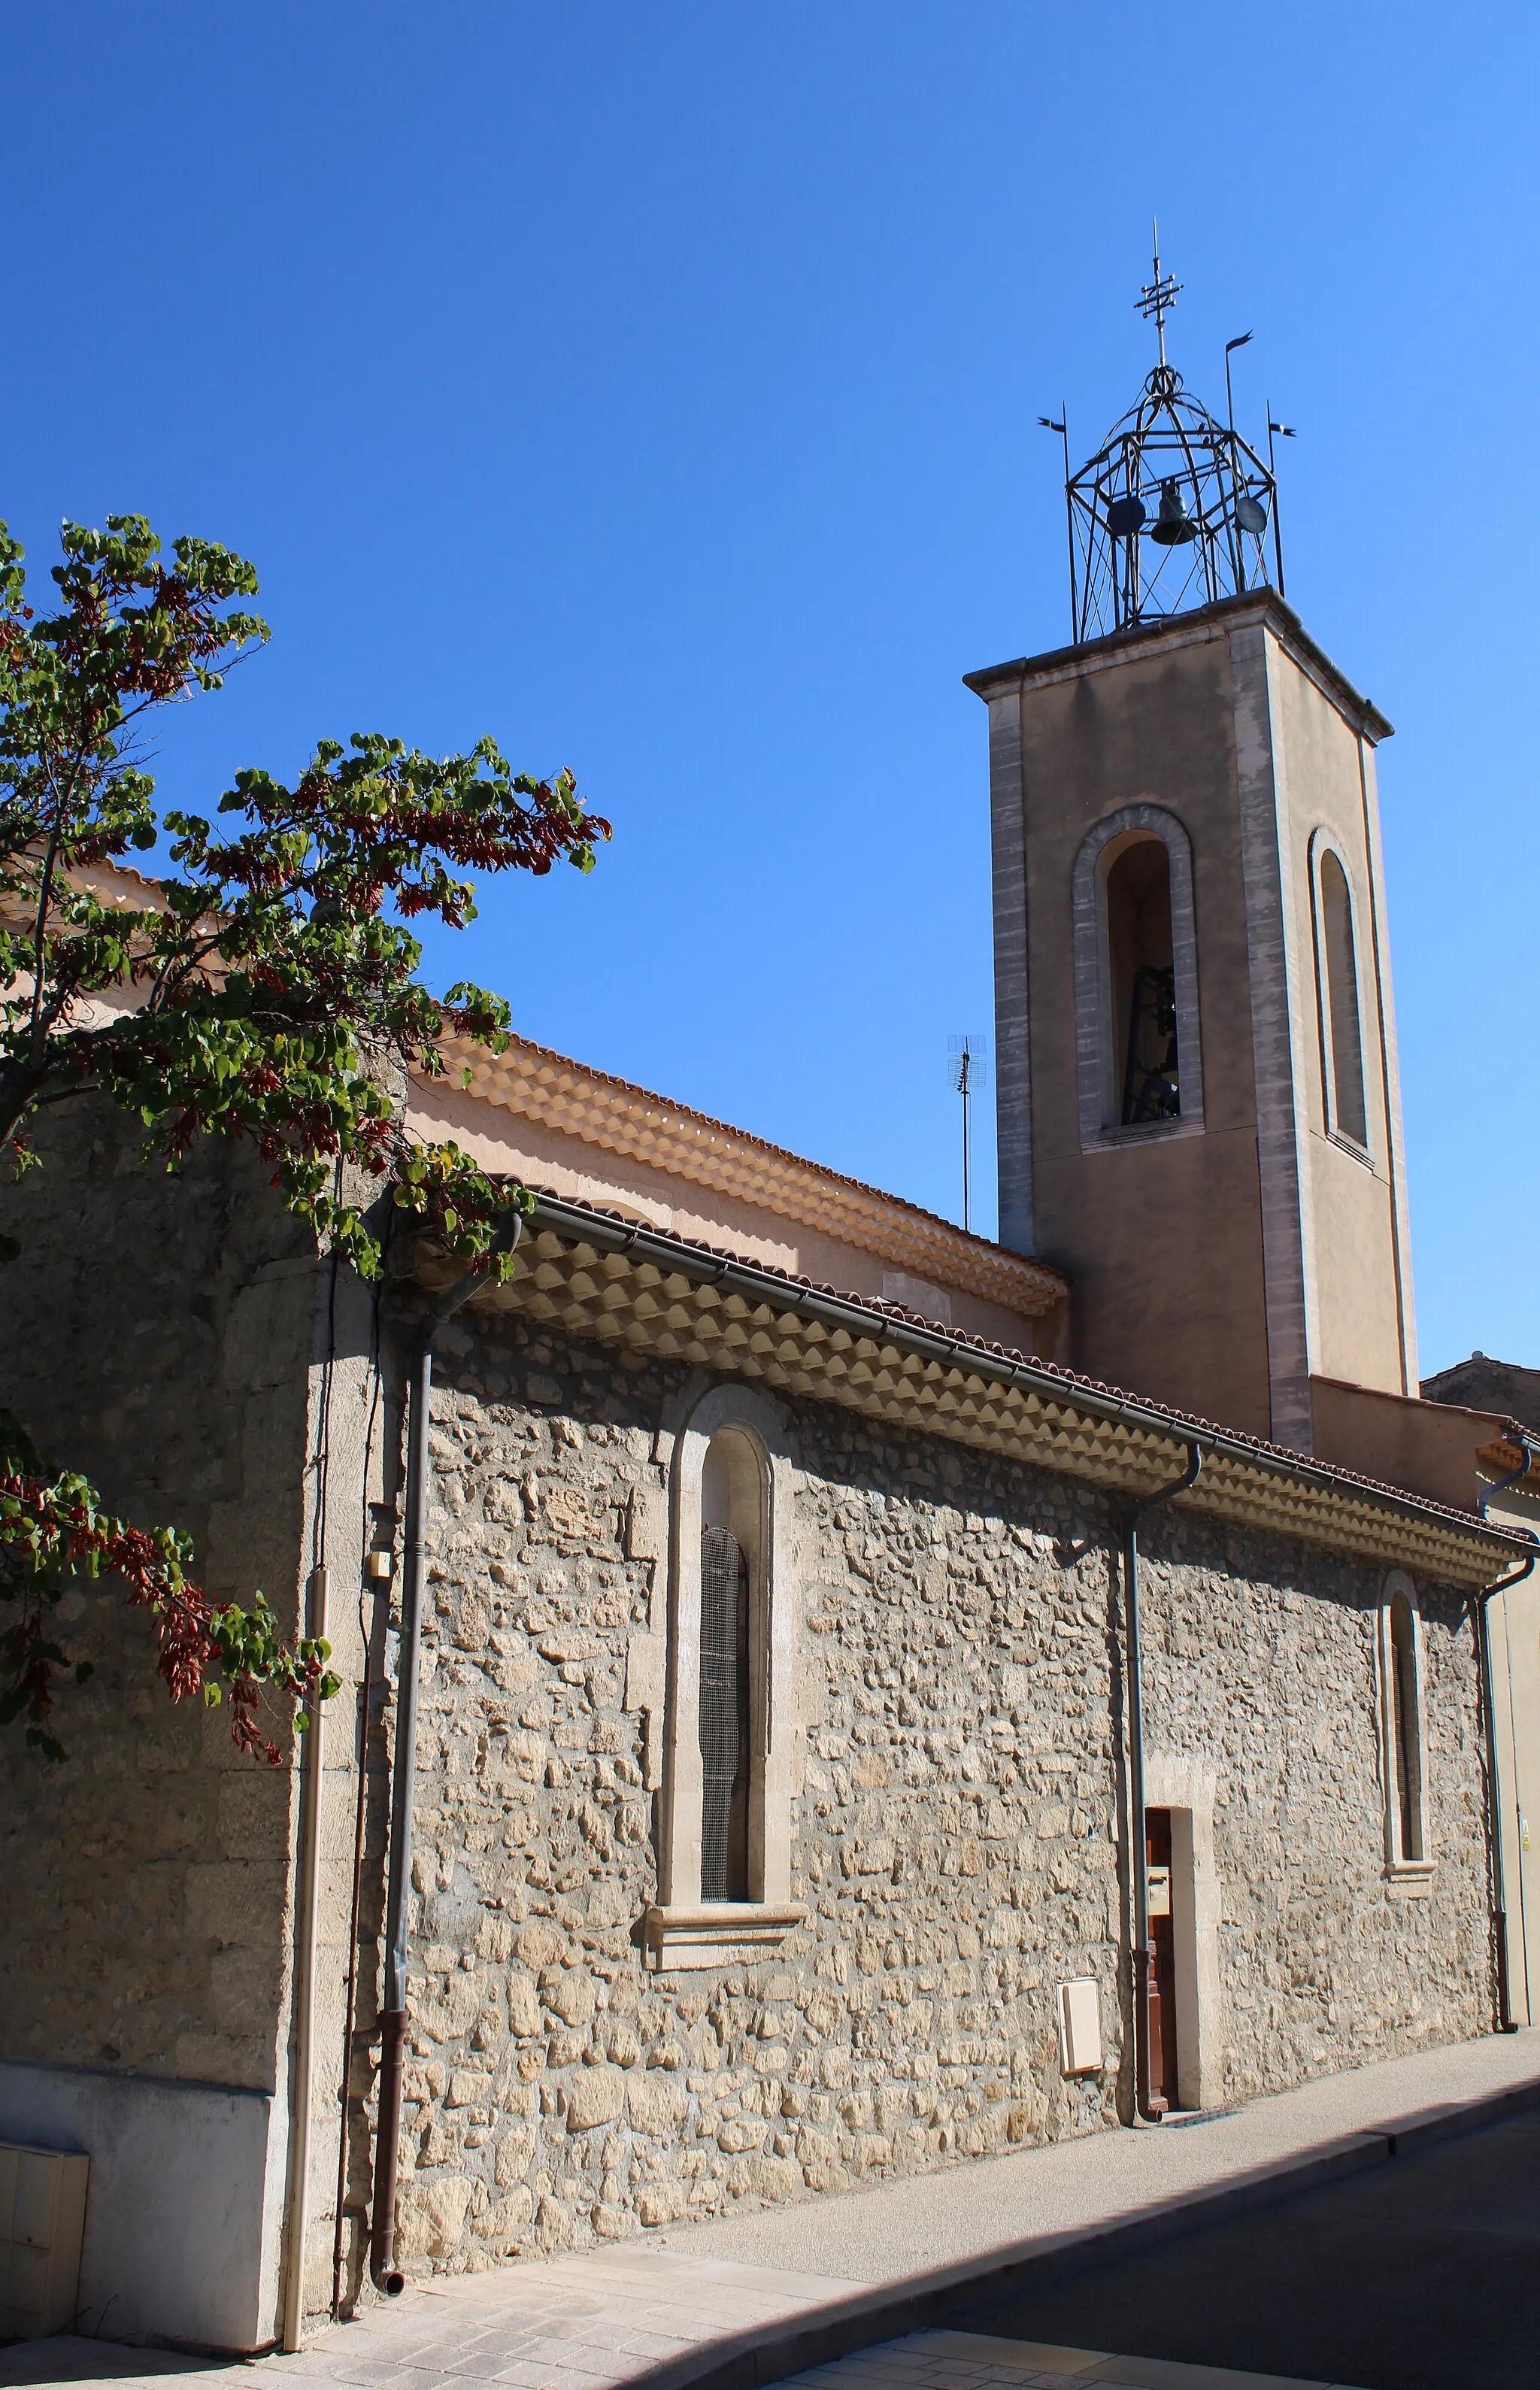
[1390,1591,1423,1860]
[699,1524,750,1901]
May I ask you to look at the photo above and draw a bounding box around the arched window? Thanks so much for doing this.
[1378,1572,1431,1882]
[699,1489,751,1899]
[1389,1591,1421,1861]
[644,1385,807,1970]
[1314,842,1369,1149]
[1105,835,1179,1124]
[1072,804,1204,1148]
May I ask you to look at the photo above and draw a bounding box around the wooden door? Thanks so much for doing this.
[1145,1806,1178,2112]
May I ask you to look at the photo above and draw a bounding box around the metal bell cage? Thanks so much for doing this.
[1057,362,1281,646]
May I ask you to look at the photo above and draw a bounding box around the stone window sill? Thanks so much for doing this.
[1384,1858,1435,1897]
[1081,1112,1205,1155]
[642,1903,808,1973]
[1326,1128,1376,1174]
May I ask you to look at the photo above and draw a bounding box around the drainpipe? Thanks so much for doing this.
[368,1219,522,2295]
[280,1563,329,2352]
[1123,1440,1205,2123]
[1474,1435,1539,2034]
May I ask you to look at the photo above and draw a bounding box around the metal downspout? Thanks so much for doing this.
[368,1220,522,2295]
[280,1562,329,2351]
[1123,1440,1205,2122]
[1475,1437,1540,2034]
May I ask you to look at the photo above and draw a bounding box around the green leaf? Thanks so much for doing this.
[1,509,608,1767]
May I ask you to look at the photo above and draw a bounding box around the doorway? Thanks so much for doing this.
[1146,1806,1179,2112]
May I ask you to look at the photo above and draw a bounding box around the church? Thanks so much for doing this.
[5,276,1539,2355]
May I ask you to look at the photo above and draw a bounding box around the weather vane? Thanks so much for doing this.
[1136,219,1182,368]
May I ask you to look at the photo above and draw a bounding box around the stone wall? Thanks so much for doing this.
[360,1298,1487,2284]
[1135,1537,1484,2094]
[1,1099,317,2094]
[0,1103,1491,2320]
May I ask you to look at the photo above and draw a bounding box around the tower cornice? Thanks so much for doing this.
[964,588,1393,747]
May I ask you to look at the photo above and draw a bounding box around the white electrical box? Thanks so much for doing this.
[1057,1977,1103,2076]
[0,2143,90,2340]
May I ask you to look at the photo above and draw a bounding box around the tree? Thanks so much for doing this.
[0,514,608,1759]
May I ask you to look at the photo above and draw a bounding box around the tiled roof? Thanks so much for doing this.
[429,1030,1067,1318]
[409,1189,1533,1589]
[20,863,1065,1318]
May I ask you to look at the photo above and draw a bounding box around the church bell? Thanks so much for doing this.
[1149,477,1199,546]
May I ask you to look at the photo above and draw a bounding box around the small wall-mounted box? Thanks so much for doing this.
[365,1549,395,1583]
[1057,1978,1103,2076]
[0,2143,89,2339]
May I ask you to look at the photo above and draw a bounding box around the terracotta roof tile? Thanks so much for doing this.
[429,1030,1068,1318]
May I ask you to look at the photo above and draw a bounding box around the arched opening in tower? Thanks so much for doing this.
[1106,836,1179,1125]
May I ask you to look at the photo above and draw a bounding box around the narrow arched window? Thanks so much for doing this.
[1389,1591,1422,1862]
[1073,805,1203,1149]
[647,1386,806,1969]
[1319,850,1368,1148]
[698,1522,750,1901]
[1105,835,1178,1125]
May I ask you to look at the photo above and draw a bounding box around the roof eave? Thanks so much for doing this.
[410,1193,1526,1590]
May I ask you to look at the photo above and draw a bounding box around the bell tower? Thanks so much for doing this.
[969,251,1417,1450]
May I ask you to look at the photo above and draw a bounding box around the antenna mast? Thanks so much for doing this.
[947,1036,989,1234]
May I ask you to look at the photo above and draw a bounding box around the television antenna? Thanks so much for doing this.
[947,1035,990,1233]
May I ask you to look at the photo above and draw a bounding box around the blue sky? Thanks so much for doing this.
[4,5,1535,1374]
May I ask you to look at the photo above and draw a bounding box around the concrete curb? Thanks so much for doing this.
[1377,2067,1540,2155]
[626,2070,1540,2390]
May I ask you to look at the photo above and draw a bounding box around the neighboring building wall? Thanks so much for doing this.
[1422,1355,1540,1428]
[1481,1482,1540,2030]
[1310,1378,1497,1513]
[341,1299,1487,2289]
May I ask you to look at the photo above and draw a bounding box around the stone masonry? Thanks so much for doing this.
[355,1297,1486,2285]
[0,1105,1496,2337]
[0,1097,320,2097]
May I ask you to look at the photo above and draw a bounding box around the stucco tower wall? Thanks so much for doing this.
[1269,641,1416,1397]
[987,617,1273,1435]
[977,595,1412,1445]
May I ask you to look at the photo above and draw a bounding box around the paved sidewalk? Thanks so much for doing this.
[0,2328,1357,2390]
[785,2325,1363,2389]
[647,2023,1540,2282]
[4,2031,1534,2390]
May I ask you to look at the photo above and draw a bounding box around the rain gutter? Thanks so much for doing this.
[517,1193,1529,1570]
